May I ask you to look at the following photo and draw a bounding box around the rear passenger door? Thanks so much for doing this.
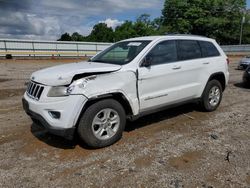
[198,40,222,88]
[174,40,207,98]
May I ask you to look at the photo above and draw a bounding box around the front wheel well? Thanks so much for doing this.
[208,72,226,91]
[77,93,133,125]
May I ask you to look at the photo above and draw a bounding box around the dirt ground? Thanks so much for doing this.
[0,57,249,188]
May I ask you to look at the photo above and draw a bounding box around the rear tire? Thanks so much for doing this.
[200,80,222,112]
[77,99,126,148]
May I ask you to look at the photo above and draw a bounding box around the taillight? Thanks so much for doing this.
[226,58,230,65]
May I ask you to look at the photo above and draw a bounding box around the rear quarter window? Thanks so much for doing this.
[199,41,220,57]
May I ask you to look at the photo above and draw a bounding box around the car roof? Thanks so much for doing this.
[123,35,214,42]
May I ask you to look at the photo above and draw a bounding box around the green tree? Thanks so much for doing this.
[71,32,85,41]
[114,21,137,41]
[162,0,246,44]
[114,15,159,41]
[241,12,250,44]
[134,14,159,36]
[151,17,164,30]
[87,23,114,42]
[136,14,151,26]
[58,32,72,41]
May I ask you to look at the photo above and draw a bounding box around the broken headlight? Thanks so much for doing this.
[47,85,75,97]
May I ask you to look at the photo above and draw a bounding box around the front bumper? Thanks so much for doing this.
[22,93,88,140]
[23,98,75,139]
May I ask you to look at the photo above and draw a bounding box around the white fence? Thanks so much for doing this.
[0,38,249,58]
[0,39,112,57]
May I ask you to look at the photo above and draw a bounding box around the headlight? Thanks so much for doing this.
[47,85,75,97]
[47,76,94,97]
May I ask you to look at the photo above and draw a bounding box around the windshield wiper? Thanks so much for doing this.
[91,60,107,63]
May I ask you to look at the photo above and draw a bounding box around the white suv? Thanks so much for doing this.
[23,35,229,148]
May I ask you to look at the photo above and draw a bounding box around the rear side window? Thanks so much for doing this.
[177,40,202,60]
[199,41,220,57]
[147,40,177,65]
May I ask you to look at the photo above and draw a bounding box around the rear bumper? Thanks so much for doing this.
[22,98,75,140]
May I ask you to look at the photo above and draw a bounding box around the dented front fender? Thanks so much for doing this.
[71,71,140,115]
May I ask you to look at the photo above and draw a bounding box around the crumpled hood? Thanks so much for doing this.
[31,61,121,86]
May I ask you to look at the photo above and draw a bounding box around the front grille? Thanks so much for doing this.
[26,81,44,100]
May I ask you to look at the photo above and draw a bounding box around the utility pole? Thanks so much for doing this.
[239,14,245,45]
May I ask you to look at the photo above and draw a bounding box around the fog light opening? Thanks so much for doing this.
[48,111,61,119]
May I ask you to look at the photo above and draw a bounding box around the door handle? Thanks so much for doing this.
[203,62,210,65]
[172,66,181,70]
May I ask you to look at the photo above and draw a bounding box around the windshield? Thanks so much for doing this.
[90,40,151,65]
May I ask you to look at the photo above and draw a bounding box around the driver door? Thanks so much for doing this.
[138,40,186,111]
[138,40,183,111]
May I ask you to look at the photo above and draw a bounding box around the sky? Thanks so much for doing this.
[0,0,163,40]
[0,0,249,41]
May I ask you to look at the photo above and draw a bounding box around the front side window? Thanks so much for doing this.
[91,41,151,65]
[177,40,202,60]
[147,40,177,65]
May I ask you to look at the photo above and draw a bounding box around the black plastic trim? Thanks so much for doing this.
[129,98,200,121]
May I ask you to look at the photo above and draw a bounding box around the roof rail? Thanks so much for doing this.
[165,33,208,38]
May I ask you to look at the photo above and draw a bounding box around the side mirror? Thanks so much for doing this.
[141,55,152,67]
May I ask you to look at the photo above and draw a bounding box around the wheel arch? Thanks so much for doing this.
[76,92,134,127]
[207,72,226,91]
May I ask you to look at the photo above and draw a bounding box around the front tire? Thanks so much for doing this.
[200,80,223,112]
[77,99,126,148]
